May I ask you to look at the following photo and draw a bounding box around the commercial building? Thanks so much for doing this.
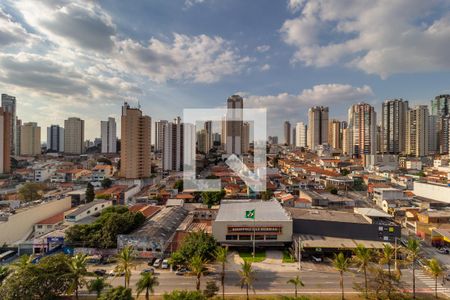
[307,106,328,150]
[47,125,64,152]
[225,95,244,155]
[100,117,117,153]
[64,200,112,223]
[284,121,291,145]
[212,200,293,247]
[20,122,41,156]
[381,99,408,154]
[0,108,11,173]
[117,206,189,258]
[64,117,85,154]
[204,120,213,152]
[1,94,17,155]
[347,103,377,157]
[197,129,208,154]
[120,102,152,178]
[413,182,450,203]
[295,122,307,148]
[431,94,449,116]
[406,105,429,157]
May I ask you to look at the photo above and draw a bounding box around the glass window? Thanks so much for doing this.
[239,235,251,240]
[255,235,264,240]
[265,235,277,240]
[225,235,238,240]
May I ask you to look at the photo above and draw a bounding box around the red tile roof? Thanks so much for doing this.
[36,211,66,225]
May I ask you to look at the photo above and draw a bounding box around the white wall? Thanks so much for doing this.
[413,182,450,203]
[0,197,71,244]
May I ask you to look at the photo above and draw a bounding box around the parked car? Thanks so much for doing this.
[153,258,162,268]
[147,258,157,266]
[94,269,107,276]
[437,248,449,254]
[161,259,169,269]
[141,268,155,275]
[176,268,188,276]
[108,270,125,277]
[311,256,323,263]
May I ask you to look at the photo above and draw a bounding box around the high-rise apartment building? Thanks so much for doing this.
[428,115,439,154]
[284,121,291,145]
[47,125,64,152]
[101,117,117,153]
[16,118,21,155]
[64,117,85,154]
[120,102,152,178]
[162,117,184,171]
[242,122,250,153]
[307,106,328,150]
[440,115,450,154]
[406,105,429,157]
[1,94,17,155]
[20,122,41,156]
[0,108,11,173]
[295,122,307,147]
[431,94,449,116]
[155,120,168,153]
[225,95,243,155]
[381,99,408,154]
[204,120,213,153]
[197,129,207,154]
[347,103,377,157]
[328,119,342,150]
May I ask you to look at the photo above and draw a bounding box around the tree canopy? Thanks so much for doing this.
[201,190,225,208]
[170,231,217,266]
[65,206,145,248]
[18,182,46,202]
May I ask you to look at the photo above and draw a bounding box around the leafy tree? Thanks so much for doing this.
[332,252,349,300]
[18,182,45,201]
[406,238,420,299]
[115,245,136,288]
[0,266,9,285]
[0,253,72,300]
[86,183,95,203]
[99,286,133,300]
[101,178,113,188]
[190,255,208,291]
[352,244,372,299]
[88,277,111,299]
[203,281,219,298]
[287,275,304,298]
[358,266,403,300]
[340,169,350,176]
[174,180,184,192]
[214,247,228,299]
[330,188,338,195]
[136,272,159,300]
[170,231,217,266]
[67,253,88,300]
[427,258,443,299]
[10,254,33,272]
[378,244,395,298]
[201,190,225,208]
[260,190,273,200]
[163,290,206,300]
[239,261,255,300]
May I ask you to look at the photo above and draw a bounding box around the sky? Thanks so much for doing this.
[1,0,450,141]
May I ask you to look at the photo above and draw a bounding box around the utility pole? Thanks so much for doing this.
[252,216,256,260]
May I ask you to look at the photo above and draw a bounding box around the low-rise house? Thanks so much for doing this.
[64,200,112,223]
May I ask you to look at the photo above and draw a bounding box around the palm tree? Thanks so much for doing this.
[0,265,9,285]
[88,277,111,299]
[115,245,136,288]
[239,260,256,300]
[287,275,304,298]
[215,246,228,299]
[353,244,372,298]
[67,253,88,300]
[379,243,395,298]
[189,255,207,291]
[136,272,159,300]
[333,252,349,300]
[406,238,420,299]
[427,258,443,299]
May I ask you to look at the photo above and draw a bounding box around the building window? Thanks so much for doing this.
[265,235,277,240]
[239,235,251,240]
[37,225,43,229]
[255,235,264,240]
[225,235,238,240]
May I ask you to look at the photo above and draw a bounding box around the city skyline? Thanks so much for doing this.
[1,0,450,140]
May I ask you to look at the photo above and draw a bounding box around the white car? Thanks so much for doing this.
[153,258,162,268]
[161,259,169,269]
[311,256,323,263]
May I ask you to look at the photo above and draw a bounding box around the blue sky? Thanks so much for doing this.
[1,0,450,140]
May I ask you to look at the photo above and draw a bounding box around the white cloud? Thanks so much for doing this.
[185,0,207,7]
[260,64,271,71]
[287,0,305,13]
[243,83,374,133]
[256,45,271,53]
[0,7,35,47]
[115,34,250,83]
[281,0,450,78]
